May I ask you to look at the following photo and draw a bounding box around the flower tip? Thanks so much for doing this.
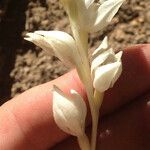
[24,33,35,42]
[24,32,42,43]
[24,37,32,42]
[102,36,108,48]
[116,51,123,61]
[92,36,108,56]
[25,32,34,37]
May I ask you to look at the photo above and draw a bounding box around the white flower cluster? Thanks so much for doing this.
[25,0,124,149]
[91,37,122,92]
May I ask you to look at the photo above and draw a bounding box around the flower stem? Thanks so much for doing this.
[77,133,90,150]
[71,27,100,150]
[94,90,104,112]
[91,91,104,150]
[91,113,99,150]
[73,32,98,150]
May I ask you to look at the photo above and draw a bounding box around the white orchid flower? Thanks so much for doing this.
[52,85,87,137]
[60,0,125,32]
[24,31,77,68]
[92,36,123,92]
[24,0,125,149]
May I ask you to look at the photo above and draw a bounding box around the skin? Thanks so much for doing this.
[0,44,150,150]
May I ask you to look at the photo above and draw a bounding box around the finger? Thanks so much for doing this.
[52,91,150,150]
[0,44,150,150]
[0,70,84,150]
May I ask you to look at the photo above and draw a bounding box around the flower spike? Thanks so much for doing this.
[88,0,125,32]
[25,1,124,149]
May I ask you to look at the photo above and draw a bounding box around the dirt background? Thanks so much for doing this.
[0,0,150,105]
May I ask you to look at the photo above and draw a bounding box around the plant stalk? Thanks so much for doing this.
[72,27,103,150]
[68,9,103,149]
[77,134,91,150]
[91,91,104,150]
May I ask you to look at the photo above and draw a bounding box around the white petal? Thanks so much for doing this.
[110,62,122,87]
[25,33,54,55]
[91,49,113,75]
[110,51,123,86]
[93,62,122,92]
[86,3,101,31]
[92,36,108,56]
[102,48,116,63]
[25,31,77,67]
[53,86,87,136]
[84,0,94,8]
[60,0,86,29]
[70,90,87,130]
[115,51,123,61]
[89,0,125,32]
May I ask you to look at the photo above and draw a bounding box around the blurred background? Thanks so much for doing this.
[0,0,149,105]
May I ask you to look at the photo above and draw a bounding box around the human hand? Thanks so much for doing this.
[0,45,150,150]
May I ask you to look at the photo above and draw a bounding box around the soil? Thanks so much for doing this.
[0,0,150,105]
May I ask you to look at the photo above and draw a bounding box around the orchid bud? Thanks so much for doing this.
[60,0,124,33]
[25,31,77,68]
[92,37,123,92]
[52,85,87,137]
[88,0,125,32]
[93,61,122,92]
